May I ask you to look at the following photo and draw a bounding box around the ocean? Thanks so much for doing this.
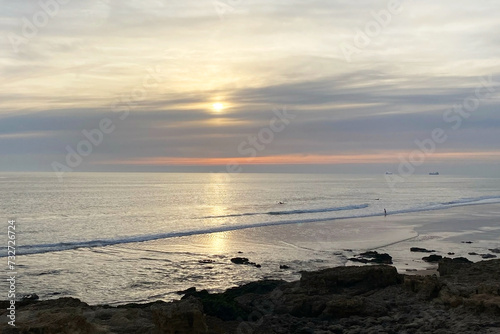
[1,172,500,305]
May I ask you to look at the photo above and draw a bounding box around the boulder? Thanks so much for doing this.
[410,247,435,253]
[438,257,473,276]
[230,257,261,267]
[152,297,208,334]
[231,257,249,264]
[422,255,443,263]
[404,275,442,300]
[300,265,401,295]
[177,287,197,295]
[482,254,497,259]
[350,251,393,264]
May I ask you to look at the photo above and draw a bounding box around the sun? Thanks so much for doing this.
[212,103,224,112]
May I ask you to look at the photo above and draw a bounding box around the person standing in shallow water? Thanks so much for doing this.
[384,209,387,217]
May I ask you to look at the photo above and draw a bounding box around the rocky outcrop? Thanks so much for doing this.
[410,247,435,253]
[422,254,443,262]
[2,260,500,333]
[230,257,261,268]
[348,251,393,264]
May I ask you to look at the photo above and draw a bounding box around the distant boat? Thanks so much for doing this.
[429,172,440,175]
[385,171,393,175]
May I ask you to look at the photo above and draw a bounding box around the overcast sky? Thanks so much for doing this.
[1,0,499,175]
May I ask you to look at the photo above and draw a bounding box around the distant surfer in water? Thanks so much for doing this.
[384,209,387,217]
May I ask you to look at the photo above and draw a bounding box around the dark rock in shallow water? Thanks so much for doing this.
[489,248,500,254]
[359,251,379,257]
[462,241,473,244]
[468,252,479,256]
[280,264,290,269]
[422,254,443,263]
[231,257,249,264]
[22,293,39,301]
[230,257,261,267]
[448,252,455,255]
[357,251,393,264]
[482,254,497,259]
[410,247,435,253]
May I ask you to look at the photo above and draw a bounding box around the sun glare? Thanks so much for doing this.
[212,103,224,112]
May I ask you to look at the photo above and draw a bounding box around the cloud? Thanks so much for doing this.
[0,0,499,172]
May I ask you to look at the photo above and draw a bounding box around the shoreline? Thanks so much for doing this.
[4,198,500,259]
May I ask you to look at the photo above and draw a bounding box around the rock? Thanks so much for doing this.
[422,254,443,263]
[404,275,442,300]
[359,251,379,257]
[198,259,215,264]
[438,257,473,276]
[300,265,402,295]
[351,251,393,264]
[462,241,473,244]
[468,252,479,256]
[21,293,39,301]
[280,265,290,269]
[482,254,497,259]
[182,280,283,321]
[230,257,260,267]
[450,257,472,263]
[152,297,208,334]
[448,252,455,255]
[349,257,369,264]
[489,248,500,254]
[177,287,197,295]
[231,257,249,264]
[411,247,435,253]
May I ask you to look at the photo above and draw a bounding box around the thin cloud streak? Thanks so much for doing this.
[97,151,500,166]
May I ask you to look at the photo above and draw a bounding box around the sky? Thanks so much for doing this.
[0,0,499,175]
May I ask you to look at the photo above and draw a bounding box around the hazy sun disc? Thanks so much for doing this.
[212,103,224,112]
